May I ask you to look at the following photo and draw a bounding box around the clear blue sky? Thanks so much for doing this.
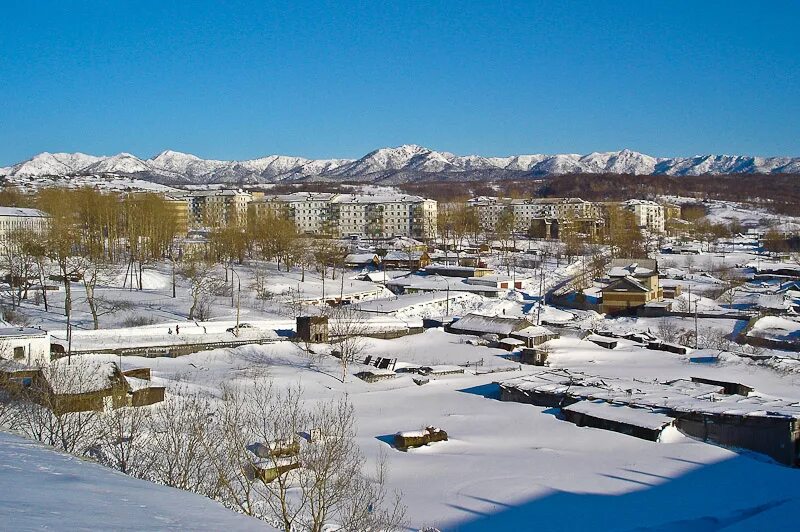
[1,1,798,165]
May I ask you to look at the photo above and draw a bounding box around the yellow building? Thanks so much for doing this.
[163,195,190,236]
[600,259,662,314]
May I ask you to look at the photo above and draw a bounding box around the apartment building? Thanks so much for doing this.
[163,194,190,235]
[186,190,252,228]
[249,193,437,240]
[0,207,49,242]
[468,197,602,237]
[622,199,665,233]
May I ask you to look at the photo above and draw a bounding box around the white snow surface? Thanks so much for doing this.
[0,431,264,531]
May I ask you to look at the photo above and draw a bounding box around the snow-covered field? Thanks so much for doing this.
[0,431,264,531]
[52,326,800,531]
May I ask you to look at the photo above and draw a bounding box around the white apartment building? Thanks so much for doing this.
[186,190,252,228]
[0,207,49,242]
[622,199,665,232]
[250,193,437,240]
[468,197,600,232]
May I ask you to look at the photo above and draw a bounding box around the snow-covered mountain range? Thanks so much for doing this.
[2,145,798,185]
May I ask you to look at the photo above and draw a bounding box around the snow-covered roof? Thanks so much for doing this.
[499,369,800,420]
[0,326,49,338]
[383,250,427,261]
[0,207,48,218]
[449,313,530,335]
[608,259,657,278]
[387,274,501,294]
[356,292,473,314]
[512,325,557,338]
[564,400,675,430]
[48,360,122,395]
[345,253,379,264]
[603,276,650,292]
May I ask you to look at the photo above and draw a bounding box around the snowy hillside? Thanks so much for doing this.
[2,145,799,185]
[0,431,264,530]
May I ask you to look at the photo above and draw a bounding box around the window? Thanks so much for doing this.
[13,346,24,360]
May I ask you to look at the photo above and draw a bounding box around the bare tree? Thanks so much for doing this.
[147,392,218,497]
[326,306,368,382]
[179,259,219,321]
[210,382,405,531]
[93,403,152,475]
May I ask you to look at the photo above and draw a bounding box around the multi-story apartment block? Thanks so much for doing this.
[249,193,437,240]
[0,207,49,242]
[163,194,190,236]
[186,190,252,228]
[467,197,602,237]
[622,199,665,233]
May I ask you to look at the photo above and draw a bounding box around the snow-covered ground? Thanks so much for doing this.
[0,431,264,531]
[39,325,796,531]
[2,231,800,529]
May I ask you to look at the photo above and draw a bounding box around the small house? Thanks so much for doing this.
[601,259,663,314]
[344,253,381,268]
[381,250,431,270]
[47,361,131,414]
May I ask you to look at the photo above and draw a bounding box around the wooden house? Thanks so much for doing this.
[601,259,663,314]
[381,250,431,270]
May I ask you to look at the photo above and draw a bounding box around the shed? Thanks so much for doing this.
[510,325,559,348]
[562,400,675,442]
[125,377,166,407]
[519,347,549,366]
[296,315,329,343]
[584,335,618,349]
[345,253,380,268]
[498,337,525,351]
[394,426,448,450]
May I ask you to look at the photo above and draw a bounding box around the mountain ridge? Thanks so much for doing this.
[2,145,799,185]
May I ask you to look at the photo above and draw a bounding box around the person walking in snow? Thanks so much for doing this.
[175,324,180,335]
[168,327,173,335]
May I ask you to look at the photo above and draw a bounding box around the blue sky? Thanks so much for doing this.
[1,1,798,165]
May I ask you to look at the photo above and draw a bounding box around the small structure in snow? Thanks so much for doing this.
[498,337,525,351]
[296,315,329,343]
[519,347,549,366]
[394,426,448,450]
[354,369,397,383]
[562,400,675,441]
[584,335,618,349]
[447,313,531,338]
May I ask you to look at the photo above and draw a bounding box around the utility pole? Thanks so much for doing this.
[537,258,545,325]
[231,268,241,336]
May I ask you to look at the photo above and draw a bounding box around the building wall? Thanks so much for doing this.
[0,210,49,242]
[0,334,51,366]
[250,193,437,239]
